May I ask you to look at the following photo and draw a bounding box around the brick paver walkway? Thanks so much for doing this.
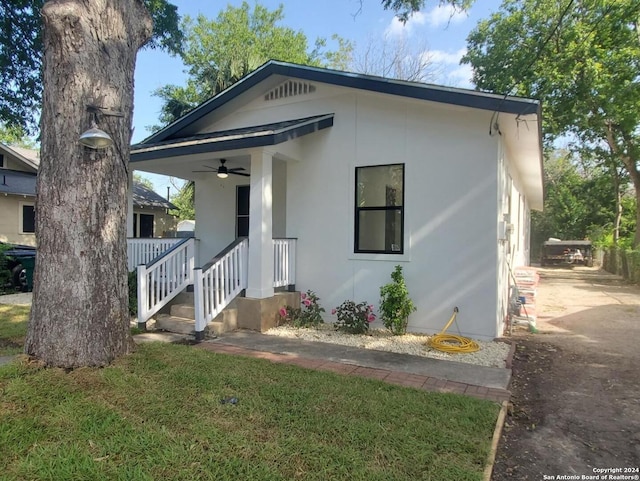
[196,341,511,403]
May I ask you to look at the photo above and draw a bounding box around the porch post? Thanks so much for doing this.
[246,149,274,299]
[126,169,134,238]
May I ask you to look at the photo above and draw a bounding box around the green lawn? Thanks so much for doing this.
[0,304,29,356]
[0,304,499,481]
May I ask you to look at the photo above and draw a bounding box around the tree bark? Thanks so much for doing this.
[24,0,152,367]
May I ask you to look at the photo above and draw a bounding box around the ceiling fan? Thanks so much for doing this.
[192,159,249,178]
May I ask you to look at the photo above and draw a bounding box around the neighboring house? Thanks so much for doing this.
[0,142,176,243]
[130,60,543,340]
[0,143,39,246]
[131,182,178,238]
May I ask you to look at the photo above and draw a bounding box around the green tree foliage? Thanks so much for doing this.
[380,0,473,22]
[0,124,37,148]
[0,0,183,133]
[152,2,354,128]
[531,151,636,254]
[463,0,640,245]
[169,180,195,221]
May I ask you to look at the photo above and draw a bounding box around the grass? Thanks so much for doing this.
[0,304,29,356]
[0,305,500,481]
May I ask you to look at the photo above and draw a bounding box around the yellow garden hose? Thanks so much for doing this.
[427,307,480,353]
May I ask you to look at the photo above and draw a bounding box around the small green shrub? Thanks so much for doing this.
[128,271,137,316]
[332,300,375,334]
[379,265,416,336]
[278,290,325,327]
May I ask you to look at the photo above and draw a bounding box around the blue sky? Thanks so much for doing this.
[133,0,503,193]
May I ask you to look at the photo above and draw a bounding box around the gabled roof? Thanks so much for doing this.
[0,168,37,197]
[131,114,334,162]
[0,144,39,170]
[142,60,541,145]
[133,182,176,210]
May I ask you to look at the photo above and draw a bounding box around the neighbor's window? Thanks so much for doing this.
[20,202,35,234]
[355,164,404,254]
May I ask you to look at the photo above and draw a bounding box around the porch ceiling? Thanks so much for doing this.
[130,114,333,166]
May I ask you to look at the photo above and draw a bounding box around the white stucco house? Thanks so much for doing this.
[130,60,543,341]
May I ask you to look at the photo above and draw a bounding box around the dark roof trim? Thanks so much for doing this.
[142,60,541,144]
[131,114,334,163]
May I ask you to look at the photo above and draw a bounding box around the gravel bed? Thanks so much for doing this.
[264,324,510,368]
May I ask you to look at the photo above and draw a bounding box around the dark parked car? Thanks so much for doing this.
[1,242,36,292]
[540,240,593,267]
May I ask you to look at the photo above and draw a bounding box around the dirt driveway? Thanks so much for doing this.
[492,266,640,480]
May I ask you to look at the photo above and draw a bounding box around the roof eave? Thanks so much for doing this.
[141,60,540,145]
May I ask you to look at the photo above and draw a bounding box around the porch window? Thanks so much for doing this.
[355,164,404,254]
[19,202,35,234]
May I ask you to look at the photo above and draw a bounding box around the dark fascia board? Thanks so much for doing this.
[131,114,334,163]
[142,60,541,145]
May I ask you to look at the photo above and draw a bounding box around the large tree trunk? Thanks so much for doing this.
[24,0,152,367]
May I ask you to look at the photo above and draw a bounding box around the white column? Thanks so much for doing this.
[126,169,134,237]
[246,149,274,299]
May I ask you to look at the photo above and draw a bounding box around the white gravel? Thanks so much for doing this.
[264,324,511,368]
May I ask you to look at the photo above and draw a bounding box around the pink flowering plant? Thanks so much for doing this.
[279,290,325,327]
[332,300,376,334]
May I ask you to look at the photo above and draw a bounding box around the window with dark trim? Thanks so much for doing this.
[0,154,4,168]
[355,164,404,254]
[20,203,35,233]
[133,213,154,237]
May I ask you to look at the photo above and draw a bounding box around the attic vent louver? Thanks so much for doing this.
[264,80,316,101]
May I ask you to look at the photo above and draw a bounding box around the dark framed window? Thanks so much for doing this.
[0,154,4,168]
[139,214,154,238]
[21,203,35,233]
[236,185,250,238]
[355,164,404,254]
[133,213,154,238]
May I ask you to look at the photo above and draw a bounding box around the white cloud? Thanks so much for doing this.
[427,48,467,65]
[423,48,474,88]
[425,4,468,28]
[385,11,426,37]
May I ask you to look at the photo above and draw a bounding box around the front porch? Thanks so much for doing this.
[127,236,298,339]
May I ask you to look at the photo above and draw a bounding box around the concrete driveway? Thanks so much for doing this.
[492,266,640,480]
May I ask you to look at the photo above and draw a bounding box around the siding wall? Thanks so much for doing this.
[0,195,36,246]
[194,84,505,340]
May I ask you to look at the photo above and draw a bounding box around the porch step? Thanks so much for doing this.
[208,307,238,336]
[171,303,195,319]
[155,313,195,335]
[154,297,240,337]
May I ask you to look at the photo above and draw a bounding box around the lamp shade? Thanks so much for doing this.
[79,125,113,149]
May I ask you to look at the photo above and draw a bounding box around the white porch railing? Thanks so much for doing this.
[194,238,248,339]
[137,237,195,324]
[127,238,182,272]
[273,238,296,288]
